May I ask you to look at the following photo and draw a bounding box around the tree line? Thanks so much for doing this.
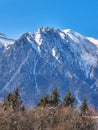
[3,87,88,116]
[0,87,97,130]
[38,88,88,115]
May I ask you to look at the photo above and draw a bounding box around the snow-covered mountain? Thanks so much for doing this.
[0,27,98,107]
[0,33,15,48]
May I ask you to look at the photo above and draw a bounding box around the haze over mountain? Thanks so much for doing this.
[0,27,98,107]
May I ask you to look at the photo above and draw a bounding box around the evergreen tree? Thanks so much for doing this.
[64,91,75,107]
[50,88,60,106]
[80,98,88,115]
[38,95,50,107]
[4,87,25,111]
[38,88,60,107]
[4,92,13,110]
[12,88,25,111]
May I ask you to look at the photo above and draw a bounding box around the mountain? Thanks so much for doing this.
[0,27,98,107]
[0,33,15,48]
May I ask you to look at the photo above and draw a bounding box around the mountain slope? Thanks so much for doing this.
[0,27,98,107]
[0,33,15,48]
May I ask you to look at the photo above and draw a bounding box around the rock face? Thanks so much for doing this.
[0,27,98,107]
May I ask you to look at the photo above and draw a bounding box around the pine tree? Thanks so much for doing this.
[80,98,88,115]
[4,87,25,111]
[38,88,60,107]
[50,88,59,106]
[38,95,50,107]
[64,91,75,107]
[4,92,13,110]
[12,87,25,111]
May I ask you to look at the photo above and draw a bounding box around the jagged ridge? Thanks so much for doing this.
[0,27,98,107]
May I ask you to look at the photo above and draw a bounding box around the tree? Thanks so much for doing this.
[50,88,60,106]
[38,88,60,107]
[4,88,25,111]
[4,92,13,110]
[64,91,75,107]
[80,98,88,115]
[38,95,50,107]
[12,88,25,111]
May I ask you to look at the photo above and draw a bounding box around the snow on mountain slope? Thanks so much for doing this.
[87,37,98,47]
[0,34,15,49]
[61,29,98,78]
[0,27,98,107]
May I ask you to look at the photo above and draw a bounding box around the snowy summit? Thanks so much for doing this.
[0,27,98,107]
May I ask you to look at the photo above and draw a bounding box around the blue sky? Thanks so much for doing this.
[0,0,98,39]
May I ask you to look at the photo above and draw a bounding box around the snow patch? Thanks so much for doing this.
[80,53,97,77]
[52,48,56,57]
[87,37,98,47]
[66,71,72,78]
[62,29,85,43]
[38,46,41,52]
[52,47,59,60]
[0,37,15,48]
[26,36,41,54]
[62,29,72,33]
[33,59,39,90]
[59,32,65,39]
[34,32,43,45]
[81,53,97,66]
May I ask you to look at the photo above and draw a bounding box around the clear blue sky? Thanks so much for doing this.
[0,0,98,39]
